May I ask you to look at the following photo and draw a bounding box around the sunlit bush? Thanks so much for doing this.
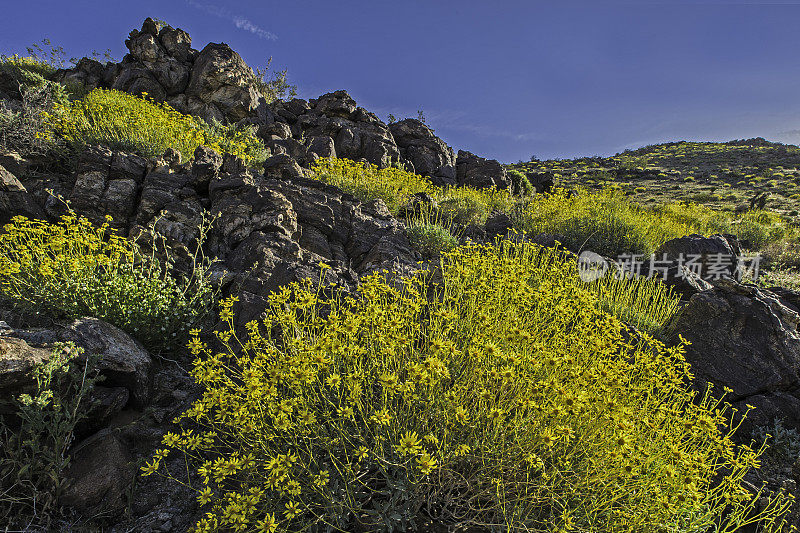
[0,212,219,353]
[145,240,790,532]
[45,88,268,164]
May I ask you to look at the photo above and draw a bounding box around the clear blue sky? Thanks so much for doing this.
[3,1,800,162]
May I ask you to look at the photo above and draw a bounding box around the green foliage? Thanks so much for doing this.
[0,211,219,353]
[754,419,800,463]
[253,57,297,103]
[46,88,268,164]
[0,343,101,526]
[589,272,680,337]
[145,241,789,532]
[518,188,696,256]
[506,168,534,196]
[405,209,458,259]
[310,158,516,225]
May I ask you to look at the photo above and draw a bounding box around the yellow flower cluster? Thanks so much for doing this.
[46,88,267,164]
[310,157,515,224]
[0,212,217,353]
[147,240,791,532]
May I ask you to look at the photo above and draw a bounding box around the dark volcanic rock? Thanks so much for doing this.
[389,119,456,185]
[648,233,741,299]
[456,150,512,190]
[0,163,46,224]
[60,429,134,517]
[666,279,800,431]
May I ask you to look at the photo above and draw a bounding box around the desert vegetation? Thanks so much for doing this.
[2,21,800,533]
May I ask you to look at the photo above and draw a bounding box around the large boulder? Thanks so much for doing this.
[455,150,511,190]
[0,335,50,394]
[648,233,741,299]
[389,119,456,185]
[183,42,261,123]
[666,279,800,431]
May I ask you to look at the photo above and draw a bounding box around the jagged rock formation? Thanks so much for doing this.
[54,19,512,189]
[260,90,402,169]
[389,118,456,185]
[55,18,261,124]
[18,144,419,326]
[456,150,512,190]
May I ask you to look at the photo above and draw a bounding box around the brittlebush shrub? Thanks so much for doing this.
[145,241,790,532]
[0,213,218,353]
[45,88,267,164]
[310,158,516,225]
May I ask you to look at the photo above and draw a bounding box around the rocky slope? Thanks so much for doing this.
[3,16,800,532]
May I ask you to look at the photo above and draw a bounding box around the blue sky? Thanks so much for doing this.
[3,1,800,162]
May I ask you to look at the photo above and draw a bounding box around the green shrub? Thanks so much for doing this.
[46,88,268,165]
[0,212,219,353]
[310,158,435,214]
[405,209,458,259]
[0,343,101,526]
[507,168,534,196]
[589,272,680,337]
[145,241,789,532]
[0,56,69,160]
[310,158,516,224]
[0,54,67,101]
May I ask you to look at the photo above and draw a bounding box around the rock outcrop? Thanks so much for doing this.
[666,279,800,431]
[0,163,46,224]
[55,18,261,124]
[19,145,419,325]
[389,119,456,185]
[456,150,512,190]
[648,233,741,298]
[260,90,402,169]
[53,20,516,184]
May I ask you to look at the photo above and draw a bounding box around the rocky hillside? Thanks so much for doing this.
[509,139,800,217]
[2,17,800,533]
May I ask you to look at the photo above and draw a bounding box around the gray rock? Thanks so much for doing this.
[60,429,134,517]
[649,233,741,299]
[0,336,50,393]
[389,119,456,185]
[456,150,512,190]
[0,163,46,224]
[666,279,800,431]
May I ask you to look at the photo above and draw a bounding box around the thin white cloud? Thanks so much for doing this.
[186,1,278,40]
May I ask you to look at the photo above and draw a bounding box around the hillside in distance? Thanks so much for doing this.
[509,138,800,218]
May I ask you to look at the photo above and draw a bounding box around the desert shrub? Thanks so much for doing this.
[507,168,534,196]
[310,158,435,214]
[518,188,693,256]
[762,239,800,270]
[436,186,516,226]
[735,210,789,249]
[310,158,516,225]
[145,241,789,532]
[405,209,458,259]
[253,57,297,103]
[0,343,101,526]
[0,54,67,101]
[46,88,268,165]
[754,419,800,463]
[589,272,680,337]
[0,56,69,160]
[0,212,219,353]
